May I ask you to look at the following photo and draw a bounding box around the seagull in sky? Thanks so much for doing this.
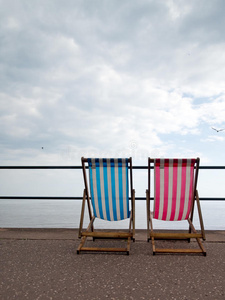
[211,127,225,132]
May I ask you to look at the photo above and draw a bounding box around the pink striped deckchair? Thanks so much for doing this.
[146,158,206,255]
[77,157,135,254]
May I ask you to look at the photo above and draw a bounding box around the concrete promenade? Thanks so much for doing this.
[0,228,225,300]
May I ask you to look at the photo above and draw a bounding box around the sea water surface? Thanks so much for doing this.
[1,167,225,230]
[0,199,224,230]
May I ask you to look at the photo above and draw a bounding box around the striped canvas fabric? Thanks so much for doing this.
[154,159,196,221]
[87,158,130,221]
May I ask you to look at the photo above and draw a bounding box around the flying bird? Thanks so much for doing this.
[211,127,225,132]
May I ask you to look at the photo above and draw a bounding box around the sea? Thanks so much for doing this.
[0,199,224,230]
[0,167,224,230]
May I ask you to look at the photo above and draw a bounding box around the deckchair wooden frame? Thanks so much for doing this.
[77,157,135,255]
[146,157,206,256]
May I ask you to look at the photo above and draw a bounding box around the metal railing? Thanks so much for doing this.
[0,165,225,201]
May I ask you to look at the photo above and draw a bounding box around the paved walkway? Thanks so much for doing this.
[0,229,225,300]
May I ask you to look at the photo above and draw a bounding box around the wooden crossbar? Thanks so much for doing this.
[81,232,133,238]
[154,248,204,254]
[150,233,203,239]
[80,247,128,252]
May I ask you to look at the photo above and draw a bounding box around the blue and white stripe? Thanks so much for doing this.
[87,158,130,221]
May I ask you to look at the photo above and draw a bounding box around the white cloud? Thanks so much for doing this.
[1,0,225,166]
[166,0,192,21]
[201,135,225,142]
[198,95,225,124]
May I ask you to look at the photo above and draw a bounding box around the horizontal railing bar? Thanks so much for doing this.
[0,166,82,169]
[1,165,225,201]
[1,196,225,201]
[0,196,82,200]
[134,166,225,169]
[199,166,225,169]
[1,165,225,169]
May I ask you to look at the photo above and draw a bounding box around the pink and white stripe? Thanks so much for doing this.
[153,159,195,221]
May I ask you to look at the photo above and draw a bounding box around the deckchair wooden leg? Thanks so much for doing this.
[148,208,154,243]
[133,206,135,241]
[78,190,86,238]
[189,192,196,235]
[149,217,153,240]
[130,211,135,242]
[146,189,150,241]
[188,218,206,255]
[149,210,156,253]
[146,190,154,243]
[128,196,135,243]
[87,216,95,229]
[77,236,87,254]
[152,237,156,255]
[130,189,135,242]
[196,238,206,256]
[77,216,96,253]
[196,190,206,240]
[127,237,131,255]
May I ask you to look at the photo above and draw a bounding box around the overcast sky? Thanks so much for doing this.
[1,0,225,167]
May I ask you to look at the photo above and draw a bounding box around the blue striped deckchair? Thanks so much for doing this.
[77,157,135,254]
[146,157,206,255]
